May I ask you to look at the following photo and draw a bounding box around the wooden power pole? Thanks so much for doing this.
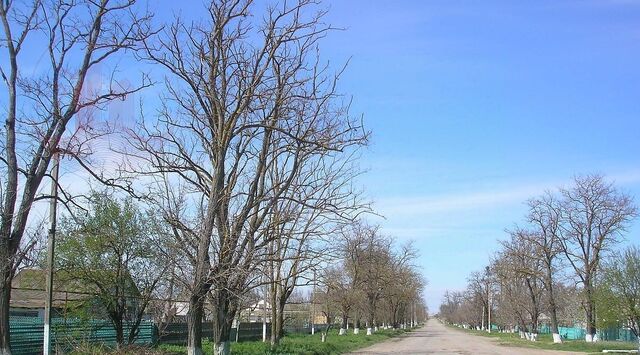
[43,153,60,355]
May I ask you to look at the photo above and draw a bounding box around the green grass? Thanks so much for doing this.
[156,328,411,355]
[451,325,638,353]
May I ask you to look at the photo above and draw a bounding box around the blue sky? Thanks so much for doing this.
[306,0,640,312]
[4,0,639,313]
[51,0,640,313]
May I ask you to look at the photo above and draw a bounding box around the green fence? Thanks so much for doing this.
[558,326,586,340]
[10,317,313,353]
[157,322,271,345]
[156,322,314,345]
[538,324,637,342]
[597,327,638,342]
[10,316,153,355]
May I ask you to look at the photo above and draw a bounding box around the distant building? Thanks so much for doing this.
[237,299,325,326]
[10,268,141,319]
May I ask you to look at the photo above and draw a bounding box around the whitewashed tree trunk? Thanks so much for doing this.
[552,333,562,343]
[519,331,525,339]
[585,333,593,342]
[354,328,359,334]
[366,327,372,335]
[339,328,346,335]
[374,326,378,332]
[531,333,538,342]
[214,341,230,355]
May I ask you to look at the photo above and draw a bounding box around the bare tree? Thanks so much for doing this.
[525,192,564,343]
[499,230,545,341]
[558,175,637,342]
[316,288,336,343]
[331,264,360,335]
[466,266,493,332]
[383,259,424,329]
[0,1,152,352]
[493,255,532,337]
[449,174,636,343]
[264,141,366,347]
[128,1,366,353]
[341,223,391,335]
[439,290,465,326]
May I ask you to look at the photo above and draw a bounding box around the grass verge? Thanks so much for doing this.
[65,328,412,355]
[154,328,411,355]
[449,325,637,354]
[156,328,411,355]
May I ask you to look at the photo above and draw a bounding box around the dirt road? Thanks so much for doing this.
[349,319,578,354]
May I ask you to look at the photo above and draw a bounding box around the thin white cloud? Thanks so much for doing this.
[376,169,640,218]
[377,182,551,217]
[610,169,640,185]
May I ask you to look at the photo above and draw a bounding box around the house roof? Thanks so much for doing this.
[11,268,139,309]
[11,269,90,309]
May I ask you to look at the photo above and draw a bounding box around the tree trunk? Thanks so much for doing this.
[339,314,348,335]
[270,285,287,348]
[214,290,235,355]
[548,295,561,343]
[518,320,527,339]
[321,319,332,343]
[127,313,144,345]
[271,298,285,348]
[392,309,398,329]
[584,285,596,342]
[0,272,12,355]
[276,300,285,343]
[354,317,360,334]
[366,304,375,335]
[114,316,124,349]
[545,264,562,343]
[187,291,206,355]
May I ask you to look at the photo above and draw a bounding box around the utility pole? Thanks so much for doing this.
[311,270,316,335]
[43,153,60,355]
[262,282,267,342]
[235,316,240,343]
[484,265,490,332]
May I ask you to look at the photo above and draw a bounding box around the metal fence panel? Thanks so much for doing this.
[540,324,638,342]
[9,316,153,355]
[157,322,271,345]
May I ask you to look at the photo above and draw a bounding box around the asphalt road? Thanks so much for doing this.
[349,319,578,354]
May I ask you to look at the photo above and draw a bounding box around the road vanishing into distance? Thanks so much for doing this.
[350,319,577,355]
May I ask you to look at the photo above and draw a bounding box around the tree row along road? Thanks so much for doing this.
[350,319,577,355]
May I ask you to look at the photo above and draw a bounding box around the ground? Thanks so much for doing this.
[350,319,582,355]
